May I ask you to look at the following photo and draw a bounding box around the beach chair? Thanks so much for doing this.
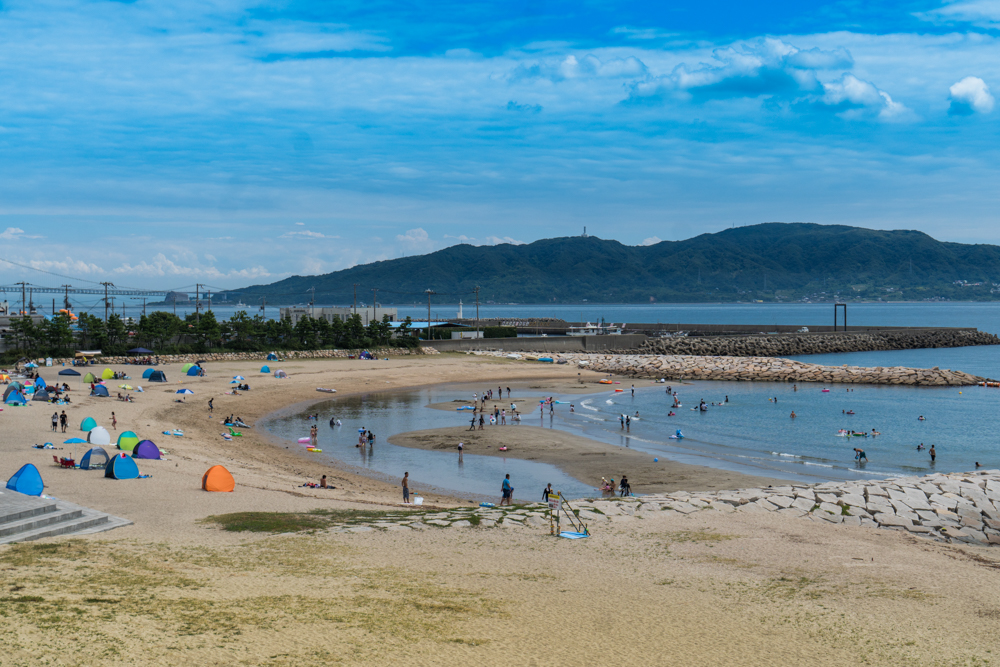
[53,455,60,466]
[228,427,242,437]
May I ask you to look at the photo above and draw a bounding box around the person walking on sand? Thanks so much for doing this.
[111,412,117,430]
[469,415,477,431]
[51,412,58,432]
[500,474,513,506]
[542,483,553,501]
[402,472,410,504]
[60,410,67,433]
[930,445,936,462]
[208,398,214,414]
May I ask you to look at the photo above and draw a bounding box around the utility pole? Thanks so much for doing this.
[133,297,147,317]
[372,288,378,325]
[474,286,480,339]
[100,282,114,321]
[352,283,359,315]
[172,293,177,316]
[425,289,435,341]
[195,284,202,323]
[61,284,71,310]
[16,281,26,316]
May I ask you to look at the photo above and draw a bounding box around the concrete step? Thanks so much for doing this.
[0,495,58,527]
[0,513,109,544]
[0,508,84,539]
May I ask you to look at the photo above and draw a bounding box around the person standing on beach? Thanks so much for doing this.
[208,398,214,414]
[310,424,318,447]
[60,410,67,433]
[402,472,410,503]
[930,445,936,462]
[458,441,463,461]
[626,415,630,432]
[631,385,635,397]
[542,483,552,501]
[51,412,58,432]
[506,386,511,398]
[111,412,117,430]
[500,474,513,506]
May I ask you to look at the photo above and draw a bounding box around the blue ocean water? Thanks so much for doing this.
[562,381,1000,483]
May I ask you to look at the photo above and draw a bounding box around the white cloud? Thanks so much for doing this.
[0,227,42,240]
[112,253,270,280]
[204,253,217,262]
[443,234,525,245]
[949,76,994,115]
[28,258,104,274]
[281,230,334,239]
[917,0,1000,26]
[513,54,648,81]
[641,236,663,246]
[396,228,436,254]
[819,74,911,120]
[295,222,305,225]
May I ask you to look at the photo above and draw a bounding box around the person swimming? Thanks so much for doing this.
[918,415,926,421]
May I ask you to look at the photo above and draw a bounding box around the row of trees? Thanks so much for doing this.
[3,310,418,360]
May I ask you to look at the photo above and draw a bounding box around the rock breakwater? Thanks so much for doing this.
[636,328,999,357]
[565,352,984,385]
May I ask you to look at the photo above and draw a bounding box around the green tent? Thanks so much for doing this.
[101,368,114,380]
[83,372,97,383]
[116,431,140,452]
[181,363,195,373]
[81,416,97,431]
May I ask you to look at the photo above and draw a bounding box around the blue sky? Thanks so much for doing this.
[1,0,999,290]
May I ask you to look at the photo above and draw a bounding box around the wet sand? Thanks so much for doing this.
[389,425,782,494]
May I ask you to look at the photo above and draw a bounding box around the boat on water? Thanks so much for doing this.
[567,319,625,336]
[235,300,248,308]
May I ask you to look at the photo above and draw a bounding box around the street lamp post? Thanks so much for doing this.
[425,289,435,341]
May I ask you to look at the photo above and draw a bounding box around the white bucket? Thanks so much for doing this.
[414,497,424,505]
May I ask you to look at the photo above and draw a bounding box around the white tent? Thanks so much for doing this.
[87,426,111,446]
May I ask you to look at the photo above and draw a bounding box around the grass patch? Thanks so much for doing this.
[204,508,425,533]
[467,514,481,527]
[841,505,852,516]
[0,596,44,603]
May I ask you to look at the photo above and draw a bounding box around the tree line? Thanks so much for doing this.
[3,310,418,360]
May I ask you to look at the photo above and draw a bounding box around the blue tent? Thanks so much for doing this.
[148,370,167,383]
[5,393,26,405]
[58,368,81,376]
[186,366,202,376]
[91,385,110,397]
[266,353,278,360]
[35,377,46,389]
[105,453,139,480]
[6,463,44,496]
[141,368,155,379]
[260,365,270,373]
[80,447,110,470]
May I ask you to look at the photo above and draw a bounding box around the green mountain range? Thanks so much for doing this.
[220,223,1000,304]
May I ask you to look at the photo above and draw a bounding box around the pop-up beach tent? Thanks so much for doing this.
[88,426,111,445]
[5,392,26,405]
[83,372,97,383]
[133,440,161,459]
[91,385,110,397]
[273,369,287,378]
[266,353,278,361]
[260,365,270,373]
[2,385,22,402]
[32,388,51,401]
[186,366,202,377]
[181,363,195,373]
[80,447,110,470]
[105,453,139,480]
[101,368,114,380]
[148,371,167,383]
[81,416,97,431]
[58,368,81,376]
[202,465,235,492]
[6,463,44,496]
[117,431,140,451]
[141,368,155,379]
[34,376,46,389]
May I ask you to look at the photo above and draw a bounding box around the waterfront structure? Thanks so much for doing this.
[279,306,397,326]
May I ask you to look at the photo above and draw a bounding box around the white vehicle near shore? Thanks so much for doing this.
[797,327,810,333]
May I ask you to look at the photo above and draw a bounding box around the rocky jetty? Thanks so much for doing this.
[642,470,1000,547]
[635,328,998,357]
[469,350,983,385]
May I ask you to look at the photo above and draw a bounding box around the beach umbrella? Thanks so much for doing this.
[119,384,133,390]
[233,376,245,380]
[176,388,194,395]
[63,438,87,444]
[229,380,238,384]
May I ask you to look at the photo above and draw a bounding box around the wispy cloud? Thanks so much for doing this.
[949,76,994,114]
[0,227,42,240]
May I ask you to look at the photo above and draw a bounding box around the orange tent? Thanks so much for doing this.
[202,465,235,492]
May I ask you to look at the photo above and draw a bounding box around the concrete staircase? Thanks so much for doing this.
[0,491,131,544]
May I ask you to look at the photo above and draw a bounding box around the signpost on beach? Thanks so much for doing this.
[548,493,561,535]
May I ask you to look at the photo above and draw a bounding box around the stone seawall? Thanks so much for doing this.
[635,328,999,357]
[470,350,985,386]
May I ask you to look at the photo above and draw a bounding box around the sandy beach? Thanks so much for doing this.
[1,352,999,666]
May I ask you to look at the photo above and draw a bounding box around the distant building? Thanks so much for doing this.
[280,306,397,326]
